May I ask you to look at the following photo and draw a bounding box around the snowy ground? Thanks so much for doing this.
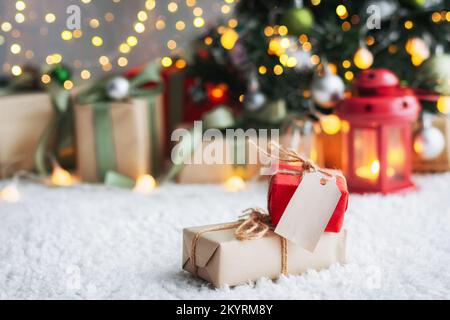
[0,173,449,300]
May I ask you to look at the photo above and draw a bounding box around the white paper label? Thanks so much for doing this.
[274,171,341,252]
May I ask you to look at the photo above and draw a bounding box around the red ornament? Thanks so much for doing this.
[337,69,420,194]
[268,164,349,232]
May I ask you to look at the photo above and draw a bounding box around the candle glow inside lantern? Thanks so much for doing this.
[337,69,420,193]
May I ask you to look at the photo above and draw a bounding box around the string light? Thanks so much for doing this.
[437,96,450,114]
[353,47,374,69]
[133,175,156,195]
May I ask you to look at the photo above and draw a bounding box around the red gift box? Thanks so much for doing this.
[268,163,349,233]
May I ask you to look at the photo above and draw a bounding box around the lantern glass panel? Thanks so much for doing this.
[386,126,406,183]
[353,128,379,185]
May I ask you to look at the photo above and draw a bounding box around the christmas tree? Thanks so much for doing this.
[187,0,450,116]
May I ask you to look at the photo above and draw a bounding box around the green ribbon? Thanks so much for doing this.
[161,100,287,183]
[76,62,164,184]
[0,70,72,176]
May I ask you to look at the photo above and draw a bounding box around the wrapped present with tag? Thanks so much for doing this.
[0,66,73,178]
[75,63,165,183]
[182,208,347,288]
[268,143,349,237]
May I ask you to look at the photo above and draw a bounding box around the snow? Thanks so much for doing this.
[0,173,449,299]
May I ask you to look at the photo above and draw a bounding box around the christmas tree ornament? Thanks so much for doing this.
[417,54,450,95]
[106,76,130,100]
[353,47,374,70]
[243,72,266,112]
[280,0,314,36]
[311,65,345,109]
[49,64,71,86]
[414,115,445,160]
[284,36,313,71]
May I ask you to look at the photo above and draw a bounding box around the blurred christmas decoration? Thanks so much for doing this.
[243,72,267,111]
[50,162,75,187]
[280,0,315,35]
[416,54,450,96]
[0,178,21,203]
[413,114,445,160]
[311,64,345,108]
[133,174,157,195]
[106,77,130,101]
[224,175,246,192]
[353,47,374,70]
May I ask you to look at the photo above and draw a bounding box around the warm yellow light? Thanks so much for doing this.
[264,26,274,37]
[228,18,238,28]
[342,60,351,68]
[320,115,342,135]
[63,80,74,90]
[161,56,173,67]
[193,17,205,28]
[16,1,26,11]
[89,19,100,28]
[92,36,103,47]
[134,22,146,33]
[1,22,12,32]
[437,96,450,114]
[175,20,186,30]
[81,70,91,80]
[45,13,56,23]
[311,0,321,5]
[41,74,51,84]
[273,64,284,75]
[10,44,21,54]
[105,12,114,22]
[356,160,380,181]
[224,176,246,192]
[168,2,178,12]
[404,20,414,29]
[51,165,74,186]
[175,59,187,69]
[353,47,374,70]
[345,71,354,81]
[73,29,83,38]
[0,182,21,203]
[126,36,138,47]
[336,5,348,17]
[15,13,25,23]
[328,63,338,74]
[118,43,130,54]
[432,12,442,23]
[137,11,148,22]
[167,40,177,50]
[145,0,156,10]
[193,7,203,16]
[220,28,239,50]
[204,36,213,46]
[280,37,290,49]
[133,175,156,195]
[11,65,22,76]
[258,66,267,75]
[61,30,73,41]
[278,25,288,36]
[117,57,128,67]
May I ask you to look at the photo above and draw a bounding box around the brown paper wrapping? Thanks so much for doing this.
[74,96,164,182]
[182,224,347,288]
[175,127,271,183]
[413,115,450,172]
[0,93,54,178]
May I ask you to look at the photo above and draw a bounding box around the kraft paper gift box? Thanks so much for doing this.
[75,96,164,182]
[0,93,54,178]
[176,128,270,184]
[182,223,347,288]
[413,115,450,172]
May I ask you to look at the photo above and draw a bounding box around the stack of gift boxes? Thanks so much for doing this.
[182,159,349,288]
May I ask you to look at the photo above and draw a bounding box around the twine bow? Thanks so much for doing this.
[190,208,288,277]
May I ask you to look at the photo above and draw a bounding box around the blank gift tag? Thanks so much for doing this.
[274,171,341,252]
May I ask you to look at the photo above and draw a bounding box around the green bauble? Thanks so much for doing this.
[399,0,426,9]
[280,8,314,35]
[50,64,71,85]
[417,54,450,95]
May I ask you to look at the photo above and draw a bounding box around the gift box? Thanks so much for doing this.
[268,163,349,233]
[0,93,55,178]
[413,115,450,172]
[75,96,164,182]
[182,221,347,288]
[175,125,270,183]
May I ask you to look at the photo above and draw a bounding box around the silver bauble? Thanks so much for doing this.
[414,126,445,160]
[244,91,267,111]
[311,71,345,108]
[106,77,130,100]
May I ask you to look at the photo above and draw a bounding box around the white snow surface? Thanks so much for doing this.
[0,174,449,300]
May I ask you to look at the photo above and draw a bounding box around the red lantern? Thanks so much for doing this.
[337,69,420,194]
